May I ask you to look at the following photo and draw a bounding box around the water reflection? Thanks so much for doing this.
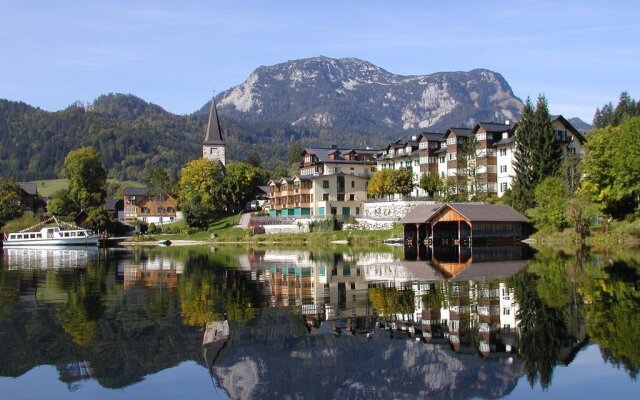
[0,245,638,399]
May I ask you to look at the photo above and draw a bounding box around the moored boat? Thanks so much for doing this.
[1,216,98,247]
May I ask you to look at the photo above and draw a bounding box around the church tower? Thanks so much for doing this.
[202,98,226,166]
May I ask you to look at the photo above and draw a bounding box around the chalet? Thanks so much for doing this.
[123,188,178,224]
[18,182,46,214]
[400,203,529,246]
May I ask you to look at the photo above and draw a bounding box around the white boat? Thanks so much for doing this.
[1,216,99,247]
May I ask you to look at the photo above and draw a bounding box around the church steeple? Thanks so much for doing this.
[202,97,226,166]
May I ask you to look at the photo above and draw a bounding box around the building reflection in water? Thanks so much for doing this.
[203,246,535,400]
[116,252,185,289]
[242,245,532,357]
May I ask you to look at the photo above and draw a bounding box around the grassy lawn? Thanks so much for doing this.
[31,178,145,197]
[31,179,69,197]
[149,214,402,247]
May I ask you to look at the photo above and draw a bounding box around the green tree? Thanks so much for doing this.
[221,162,266,213]
[393,168,414,197]
[177,159,225,207]
[533,96,563,179]
[61,147,107,212]
[85,207,114,233]
[530,177,568,231]
[367,169,394,199]
[580,117,640,216]
[460,135,479,197]
[419,172,442,198]
[245,151,263,168]
[0,176,23,228]
[144,166,175,198]
[508,95,564,212]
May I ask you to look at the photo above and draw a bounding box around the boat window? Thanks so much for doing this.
[30,234,36,239]
[71,232,76,237]
[9,234,16,239]
[64,232,69,237]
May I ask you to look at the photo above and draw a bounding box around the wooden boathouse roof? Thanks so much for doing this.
[400,203,529,224]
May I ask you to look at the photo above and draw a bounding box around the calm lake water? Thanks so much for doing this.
[0,244,638,399]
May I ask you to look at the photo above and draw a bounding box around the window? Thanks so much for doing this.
[322,193,329,201]
[499,148,507,156]
[337,194,345,201]
[157,207,164,213]
[448,153,457,160]
[350,282,356,290]
[349,194,355,201]
[476,133,486,141]
[322,180,329,188]
[500,182,508,192]
[419,141,428,149]
[439,156,445,163]
[446,137,456,145]
[351,181,355,188]
[503,307,511,315]
[500,165,507,173]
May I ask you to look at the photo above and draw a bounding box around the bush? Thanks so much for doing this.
[148,222,157,234]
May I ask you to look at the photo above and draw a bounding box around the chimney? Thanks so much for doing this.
[411,135,417,140]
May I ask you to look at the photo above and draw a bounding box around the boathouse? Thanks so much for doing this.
[400,203,529,245]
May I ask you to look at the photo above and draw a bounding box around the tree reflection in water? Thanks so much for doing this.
[0,245,638,398]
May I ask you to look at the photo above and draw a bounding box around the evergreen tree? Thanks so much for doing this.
[508,98,536,211]
[508,95,564,212]
[533,96,563,179]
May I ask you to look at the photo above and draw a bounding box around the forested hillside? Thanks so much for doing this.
[0,94,391,182]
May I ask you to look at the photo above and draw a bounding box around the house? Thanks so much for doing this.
[418,132,446,177]
[493,116,585,195]
[18,182,46,214]
[400,203,530,245]
[123,188,178,224]
[267,146,378,217]
[471,121,517,196]
[376,137,422,197]
[442,127,474,192]
[104,198,124,221]
[380,114,584,199]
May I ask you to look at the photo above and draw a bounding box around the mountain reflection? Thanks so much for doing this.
[1,245,639,399]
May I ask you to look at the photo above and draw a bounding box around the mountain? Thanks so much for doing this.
[0,95,205,182]
[0,57,550,182]
[567,117,592,134]
[213,56,524,137]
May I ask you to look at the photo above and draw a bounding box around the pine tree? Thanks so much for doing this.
[533,96,563,179]
[509,98,536,211]
[508,95,564,212]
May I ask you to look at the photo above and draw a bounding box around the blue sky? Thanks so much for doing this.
[1,0,638,122]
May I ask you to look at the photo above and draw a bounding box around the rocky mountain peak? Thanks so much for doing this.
[215,56,523,135]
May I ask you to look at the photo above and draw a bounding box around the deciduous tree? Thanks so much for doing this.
[61,147,107,212]
[0,177,23,228]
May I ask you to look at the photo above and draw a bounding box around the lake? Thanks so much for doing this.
[0,244,638,399]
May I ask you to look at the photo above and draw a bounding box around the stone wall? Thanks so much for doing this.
[363,200,436,221]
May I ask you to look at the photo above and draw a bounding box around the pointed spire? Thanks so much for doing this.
[204,97,224,145]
